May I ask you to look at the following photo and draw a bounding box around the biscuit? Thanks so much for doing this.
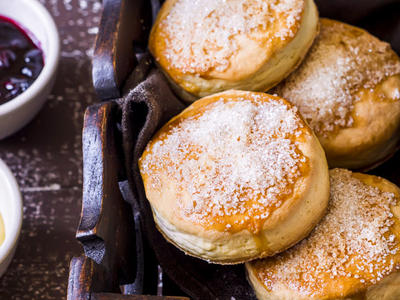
[274,19,400,169]
[247,168,400,299]
[149,0,319,102]
[139,90,329,264]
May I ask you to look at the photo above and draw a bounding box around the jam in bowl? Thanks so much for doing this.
[0,0,59,140]
[0,16,44,105]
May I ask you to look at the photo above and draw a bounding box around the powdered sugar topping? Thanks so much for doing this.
[159,0,304,73]
[254,169,399,296]
[275,20,400,135]
[140,93,308,231]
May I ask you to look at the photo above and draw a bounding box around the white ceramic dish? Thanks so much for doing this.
[0,0,60,139]
[0,159,22,277]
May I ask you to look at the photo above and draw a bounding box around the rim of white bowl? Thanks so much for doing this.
[0,159,23,262]
[0,0,60,114]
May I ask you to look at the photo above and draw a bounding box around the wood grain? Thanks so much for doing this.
[92,0,152,100]
[68,102,140,298]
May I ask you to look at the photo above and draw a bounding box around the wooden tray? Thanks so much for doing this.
[67,0,400,299]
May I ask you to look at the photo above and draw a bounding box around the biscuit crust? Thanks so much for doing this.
[149,0,319,102]
[274,19,400,169]
[139,90,329,264]
[247,169,400,299]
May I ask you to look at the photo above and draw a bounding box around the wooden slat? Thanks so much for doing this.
[67,102,139,299]
[92,0,151,100]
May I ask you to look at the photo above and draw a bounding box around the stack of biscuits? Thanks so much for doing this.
[138,1,400,299]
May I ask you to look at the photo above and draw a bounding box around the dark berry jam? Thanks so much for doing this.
[0,16,44,105]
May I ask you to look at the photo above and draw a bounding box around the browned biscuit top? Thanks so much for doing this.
[139,91,312,234]
[150,0,305,82]
[275,18,400,136]
[250,169,400,298]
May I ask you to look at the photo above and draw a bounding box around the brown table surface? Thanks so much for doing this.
[0,0,102,298]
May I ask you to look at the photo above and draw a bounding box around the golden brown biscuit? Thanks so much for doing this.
[149,0,319,102]
[247,168,400,300]
[274,19,400,170]
[139,90,329,264]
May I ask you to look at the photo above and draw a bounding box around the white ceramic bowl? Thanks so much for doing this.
[0,0,60,139]
[0,159,23,277]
